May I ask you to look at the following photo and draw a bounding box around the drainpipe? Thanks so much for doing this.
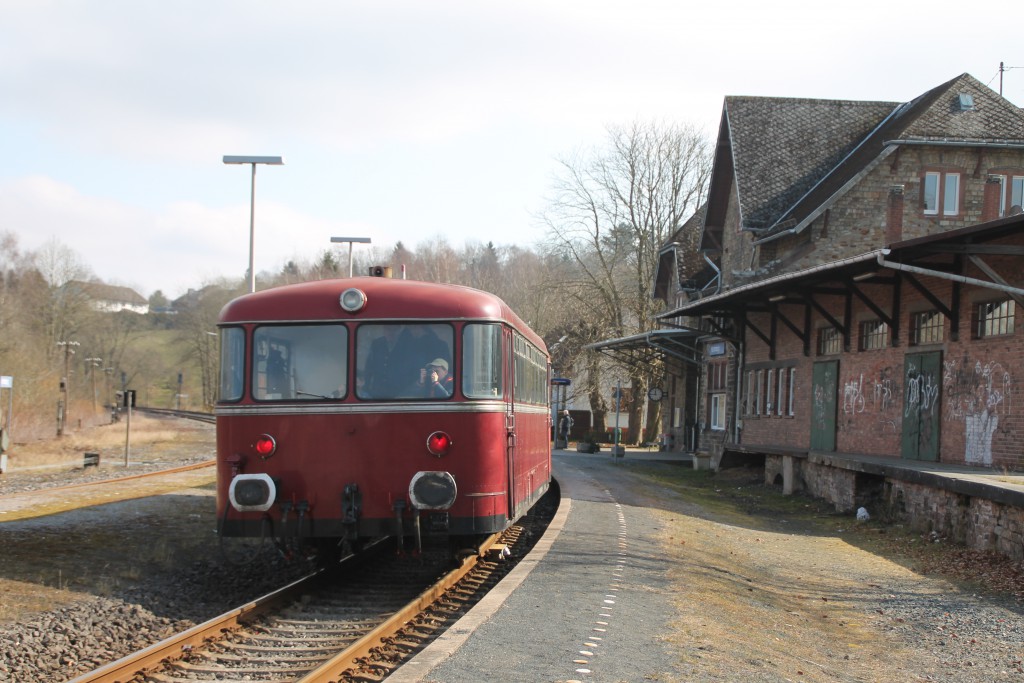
[733,340,744,445]
[875,251,1024,298]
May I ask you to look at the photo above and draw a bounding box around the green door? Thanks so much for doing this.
[810,360,838,451]
[901,351,941,461]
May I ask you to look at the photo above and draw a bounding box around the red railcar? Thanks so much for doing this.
[215,276,551,556]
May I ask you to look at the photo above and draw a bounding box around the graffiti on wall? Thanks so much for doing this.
[943,357,1012,466]
[838,365,899,433]
[904,360,941,419]
[874,366,897,413]
[842,367,900,415]
[842,374,865,414]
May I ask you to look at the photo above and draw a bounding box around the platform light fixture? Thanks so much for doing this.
[330,236,372,278]
[223,155,285,293]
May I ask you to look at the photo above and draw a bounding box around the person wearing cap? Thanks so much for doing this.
[418,357,453,398]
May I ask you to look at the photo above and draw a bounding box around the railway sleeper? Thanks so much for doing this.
[246,619,384,634]
[270,615,394,627]
[228,634,361,649]
[206,652,333,665]
[146,674,284,683]
[213,645,348,658]
[165,661,315,676]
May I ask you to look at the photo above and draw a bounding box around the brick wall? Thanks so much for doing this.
[744,147,1024,278]
[739,234,1024,470]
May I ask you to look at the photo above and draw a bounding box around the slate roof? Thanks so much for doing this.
[727,96,897,231]
[701,73,1024,248]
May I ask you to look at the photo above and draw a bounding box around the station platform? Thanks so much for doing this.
[387,447,1024,681]
[389,450,688,682]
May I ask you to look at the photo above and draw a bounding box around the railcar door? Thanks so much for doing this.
[505,326,517,520]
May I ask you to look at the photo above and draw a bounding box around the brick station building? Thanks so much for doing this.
[606,73,1024,558]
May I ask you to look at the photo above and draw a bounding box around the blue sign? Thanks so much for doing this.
[550,377,571,386]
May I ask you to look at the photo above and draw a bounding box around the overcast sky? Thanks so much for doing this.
[1,1,1019,298]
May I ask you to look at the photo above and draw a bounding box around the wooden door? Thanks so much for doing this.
[901,351,941,461]
[810,360,838,451]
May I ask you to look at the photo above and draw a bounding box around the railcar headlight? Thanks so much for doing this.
[339,288,367,313]
[426,431,452,457]
[409,471,457,510]
[255,434,276,459]
[229,473,277,512]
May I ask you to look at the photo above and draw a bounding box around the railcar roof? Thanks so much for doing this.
[218,277,546,351]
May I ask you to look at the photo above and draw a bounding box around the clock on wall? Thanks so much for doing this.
[648,386,664,402]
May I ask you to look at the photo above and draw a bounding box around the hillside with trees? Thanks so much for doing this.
[0,122,710,447]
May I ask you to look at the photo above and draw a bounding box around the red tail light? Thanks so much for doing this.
[255,434,277,459]
[426,431,452,457]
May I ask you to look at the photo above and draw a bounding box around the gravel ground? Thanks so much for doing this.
[0,417,315,682]
[592,457,1024,682]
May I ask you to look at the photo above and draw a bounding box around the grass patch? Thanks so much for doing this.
[627,460,1024,603]
[6,415,212,469]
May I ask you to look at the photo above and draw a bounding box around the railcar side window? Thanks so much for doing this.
[218,327,245,402]
[355,323,454,400]
[463,323,503,398]
[252,325,348,401]
[513,334,547,404]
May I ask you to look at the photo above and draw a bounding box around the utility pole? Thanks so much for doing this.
[56,340,79,436]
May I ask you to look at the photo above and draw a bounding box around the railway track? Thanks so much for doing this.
[138,406,216,424]
[70,523,533,683]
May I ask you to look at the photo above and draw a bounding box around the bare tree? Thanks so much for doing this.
[540,120,711,442]
[31,239,94,362]
[175,283,239,407]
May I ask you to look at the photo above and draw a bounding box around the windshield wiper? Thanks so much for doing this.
[296,390,331,399]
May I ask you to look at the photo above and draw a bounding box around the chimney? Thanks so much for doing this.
[982,176,1002,222]
[886,185,904,245]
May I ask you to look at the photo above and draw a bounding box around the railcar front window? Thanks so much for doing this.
[252,325,348,401]
[463,323,503,398]
[355,323,454,400]
[219,327,245,402]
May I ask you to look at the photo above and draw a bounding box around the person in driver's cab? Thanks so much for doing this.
[418,358,453,398]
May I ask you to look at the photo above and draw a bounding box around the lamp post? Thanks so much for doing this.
[330,236,372,277]
[223,155,285,293]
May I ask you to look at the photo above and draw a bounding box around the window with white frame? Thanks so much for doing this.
[776,368,785,418]
[994,174,1024,216]
[755,369,764,416]
[710,393,726,431]
[745,370,755,416]
[787,368,796,416]
[765,369,774,415]
[923,171,961,216]
[708,360,727,430]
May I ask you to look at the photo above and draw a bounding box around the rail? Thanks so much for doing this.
[68,531,514,683]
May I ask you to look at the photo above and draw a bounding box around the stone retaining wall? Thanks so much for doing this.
[764,455,1024,561]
